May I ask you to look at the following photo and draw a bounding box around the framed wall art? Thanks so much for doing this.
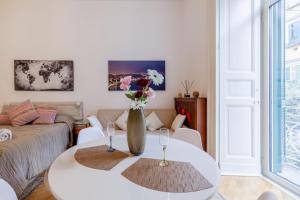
[14,60,74,91]
[108,60,165,91]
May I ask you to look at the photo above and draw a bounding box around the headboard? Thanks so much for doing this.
[2,101,83,121]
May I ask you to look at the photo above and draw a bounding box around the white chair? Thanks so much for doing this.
[257,191,278,200]
[0,179,18,200]
[77,127,105,145]
[172,128,203,149]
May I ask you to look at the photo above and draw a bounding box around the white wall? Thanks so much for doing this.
[0,0,214,115]
[207,0,217,158]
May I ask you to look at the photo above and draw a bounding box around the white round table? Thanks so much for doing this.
[48,135,220,200]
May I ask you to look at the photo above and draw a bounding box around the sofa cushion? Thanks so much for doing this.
[143,109,176,128]
[171,114,186,131]
[115,111,128,131]
[145,112,164,131]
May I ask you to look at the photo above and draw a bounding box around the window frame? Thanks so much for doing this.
[263,0,300,196]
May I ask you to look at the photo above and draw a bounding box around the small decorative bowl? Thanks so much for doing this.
[193,91,200,98]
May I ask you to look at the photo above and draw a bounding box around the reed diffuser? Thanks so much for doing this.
[181,80,195,97]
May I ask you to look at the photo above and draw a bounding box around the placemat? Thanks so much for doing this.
[74,145,129,170]
[121,158,213,193]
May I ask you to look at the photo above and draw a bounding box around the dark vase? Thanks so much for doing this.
[127,108,146,155]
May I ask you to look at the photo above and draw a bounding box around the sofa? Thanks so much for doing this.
[97,109,176,133]
[96,109,203,149]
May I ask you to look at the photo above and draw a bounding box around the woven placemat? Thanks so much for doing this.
[74,145,129,170]
[121,158,213,193]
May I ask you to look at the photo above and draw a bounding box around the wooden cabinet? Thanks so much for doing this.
[73,120,90,146]
[174,98,207,151]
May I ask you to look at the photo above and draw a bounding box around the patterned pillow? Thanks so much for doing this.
[33,107,57,124]
[0,113,10,125]
[7,100,40,126]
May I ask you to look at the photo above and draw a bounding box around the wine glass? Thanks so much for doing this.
[159,128,170,167]
[106,122,116,152]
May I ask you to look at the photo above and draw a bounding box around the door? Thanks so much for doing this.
[218,0,261,174]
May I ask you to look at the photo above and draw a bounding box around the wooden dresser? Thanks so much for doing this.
[174,97,207,151]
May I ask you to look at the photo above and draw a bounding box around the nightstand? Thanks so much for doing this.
[73,120,90,146]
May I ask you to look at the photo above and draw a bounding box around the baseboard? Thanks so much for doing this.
[261,176,300,199]
[220,163,261,176]
[221,172,262,177]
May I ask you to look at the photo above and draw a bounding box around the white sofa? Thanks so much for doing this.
[96,109,203,149]
[97,109,177,134]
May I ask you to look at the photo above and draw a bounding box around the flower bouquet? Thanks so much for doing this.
[119,69,164,155]
[120,69,164,109]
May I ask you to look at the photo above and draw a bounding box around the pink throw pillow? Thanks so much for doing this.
[7,100,40,126]
[32,107,57,124]
[0,113,10,125]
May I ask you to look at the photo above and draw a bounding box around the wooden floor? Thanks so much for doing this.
[26,175,297,200]
[219,176,296,200]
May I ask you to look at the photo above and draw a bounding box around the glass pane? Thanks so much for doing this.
[270,0,300,187]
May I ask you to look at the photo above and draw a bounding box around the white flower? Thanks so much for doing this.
[147,69,164,86]
[130,100,147,110]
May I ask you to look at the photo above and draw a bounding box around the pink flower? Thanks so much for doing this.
[120,76,132,91]
[146,88,155,99]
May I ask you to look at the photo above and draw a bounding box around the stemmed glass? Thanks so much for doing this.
[106,122,116,152]
[159,128,170,167]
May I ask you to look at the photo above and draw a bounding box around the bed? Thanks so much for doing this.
[0,102,83,199]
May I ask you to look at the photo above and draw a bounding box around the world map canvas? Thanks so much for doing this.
[108,60,165,91]
[14,60,74,91]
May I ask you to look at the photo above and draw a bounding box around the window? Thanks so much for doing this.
[269,0,300,191]
[288,21,300,45]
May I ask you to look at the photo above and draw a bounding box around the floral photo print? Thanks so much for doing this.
[108,61,165,91]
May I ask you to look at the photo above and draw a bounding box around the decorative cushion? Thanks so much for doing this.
[32,107,57,124]
[7,100,39,126]
[0,113,10,125]
[87,115,103,130]
[145,112,164,131]
[115,111,128,131]
[171,114,186,131]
